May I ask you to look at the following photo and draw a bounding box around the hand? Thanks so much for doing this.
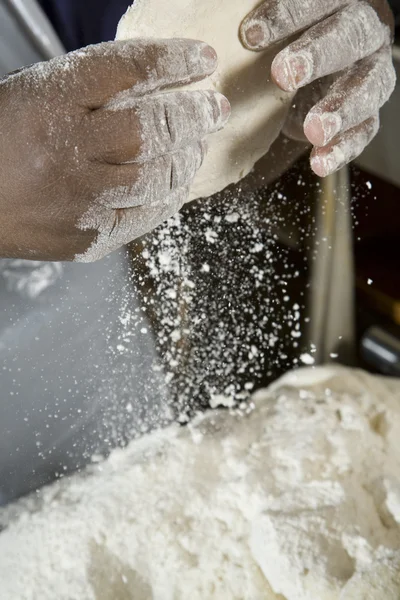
[0,39,230,262]
[240,0,396,177]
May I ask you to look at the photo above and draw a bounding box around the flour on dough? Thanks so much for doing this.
[116,0,293,201]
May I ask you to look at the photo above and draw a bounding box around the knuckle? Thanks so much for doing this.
[179,44,194,79]
[281,0,302,31]
[168,153,179,191]
[370,51,397,104]
[149,97,181,152]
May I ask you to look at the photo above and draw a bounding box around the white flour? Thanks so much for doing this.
[1,366,400,599]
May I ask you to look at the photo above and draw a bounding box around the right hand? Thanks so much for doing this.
[240,0,396,177]
[0,39,230,262]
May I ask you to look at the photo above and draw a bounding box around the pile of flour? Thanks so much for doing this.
[1,366,400,599]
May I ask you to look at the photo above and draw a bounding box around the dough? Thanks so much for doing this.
[116,0,293,201]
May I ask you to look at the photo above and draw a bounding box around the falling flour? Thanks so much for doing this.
[1,366,400,599]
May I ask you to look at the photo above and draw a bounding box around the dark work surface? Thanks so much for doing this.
[351,165,400,367]
[391,0,400,25]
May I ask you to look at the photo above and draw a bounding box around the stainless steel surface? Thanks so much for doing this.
[4,0,64,60]
[361,326,400,376]
[0,253,167,505]
[0,0,64,77]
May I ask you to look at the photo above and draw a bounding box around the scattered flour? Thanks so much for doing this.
[1,366,400,599]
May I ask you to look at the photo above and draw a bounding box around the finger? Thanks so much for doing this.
[93,90,230,163]
[310,115,379,177]
[282,77,332,142]
[94,142,206,209]
[66,39,219,108]
[304,48,395,147]
[75,187,188,263]
[241,0,348,50]
[271,2,391,92]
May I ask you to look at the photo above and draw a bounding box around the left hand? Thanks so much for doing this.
[240,0,396,177]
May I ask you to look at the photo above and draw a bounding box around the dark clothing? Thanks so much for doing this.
[38,0,132,51]
[39,0,400,53]
[391,0,400,23]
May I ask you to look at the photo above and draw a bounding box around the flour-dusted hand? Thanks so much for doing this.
[240,0,396,177]
[0,39,230,262]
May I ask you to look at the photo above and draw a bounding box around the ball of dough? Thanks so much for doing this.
[116,0,293,201]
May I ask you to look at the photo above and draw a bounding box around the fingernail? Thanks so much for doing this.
[311,155,329,178]
[321,114,342,144]
[215,93,231,123]
[274,53,313,92]
[305,112,342,147]
[311,150,344,178]
[242,21,270,49]
[200,44,218,71]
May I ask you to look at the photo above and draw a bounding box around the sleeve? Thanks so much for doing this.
[38,0,132,52]
[388,0,400,26]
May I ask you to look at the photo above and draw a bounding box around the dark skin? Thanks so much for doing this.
[0,1,395,262]
[241,0,396,177]
[0,39,230,262]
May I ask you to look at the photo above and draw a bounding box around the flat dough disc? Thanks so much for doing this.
[116,0,293,200]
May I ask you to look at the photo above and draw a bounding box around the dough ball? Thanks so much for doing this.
[116,0,293,201]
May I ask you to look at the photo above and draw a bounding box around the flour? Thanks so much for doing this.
[116,0,293,201]
[130,187,306,412]
[1,366,400,600]
[75,188,187,263]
